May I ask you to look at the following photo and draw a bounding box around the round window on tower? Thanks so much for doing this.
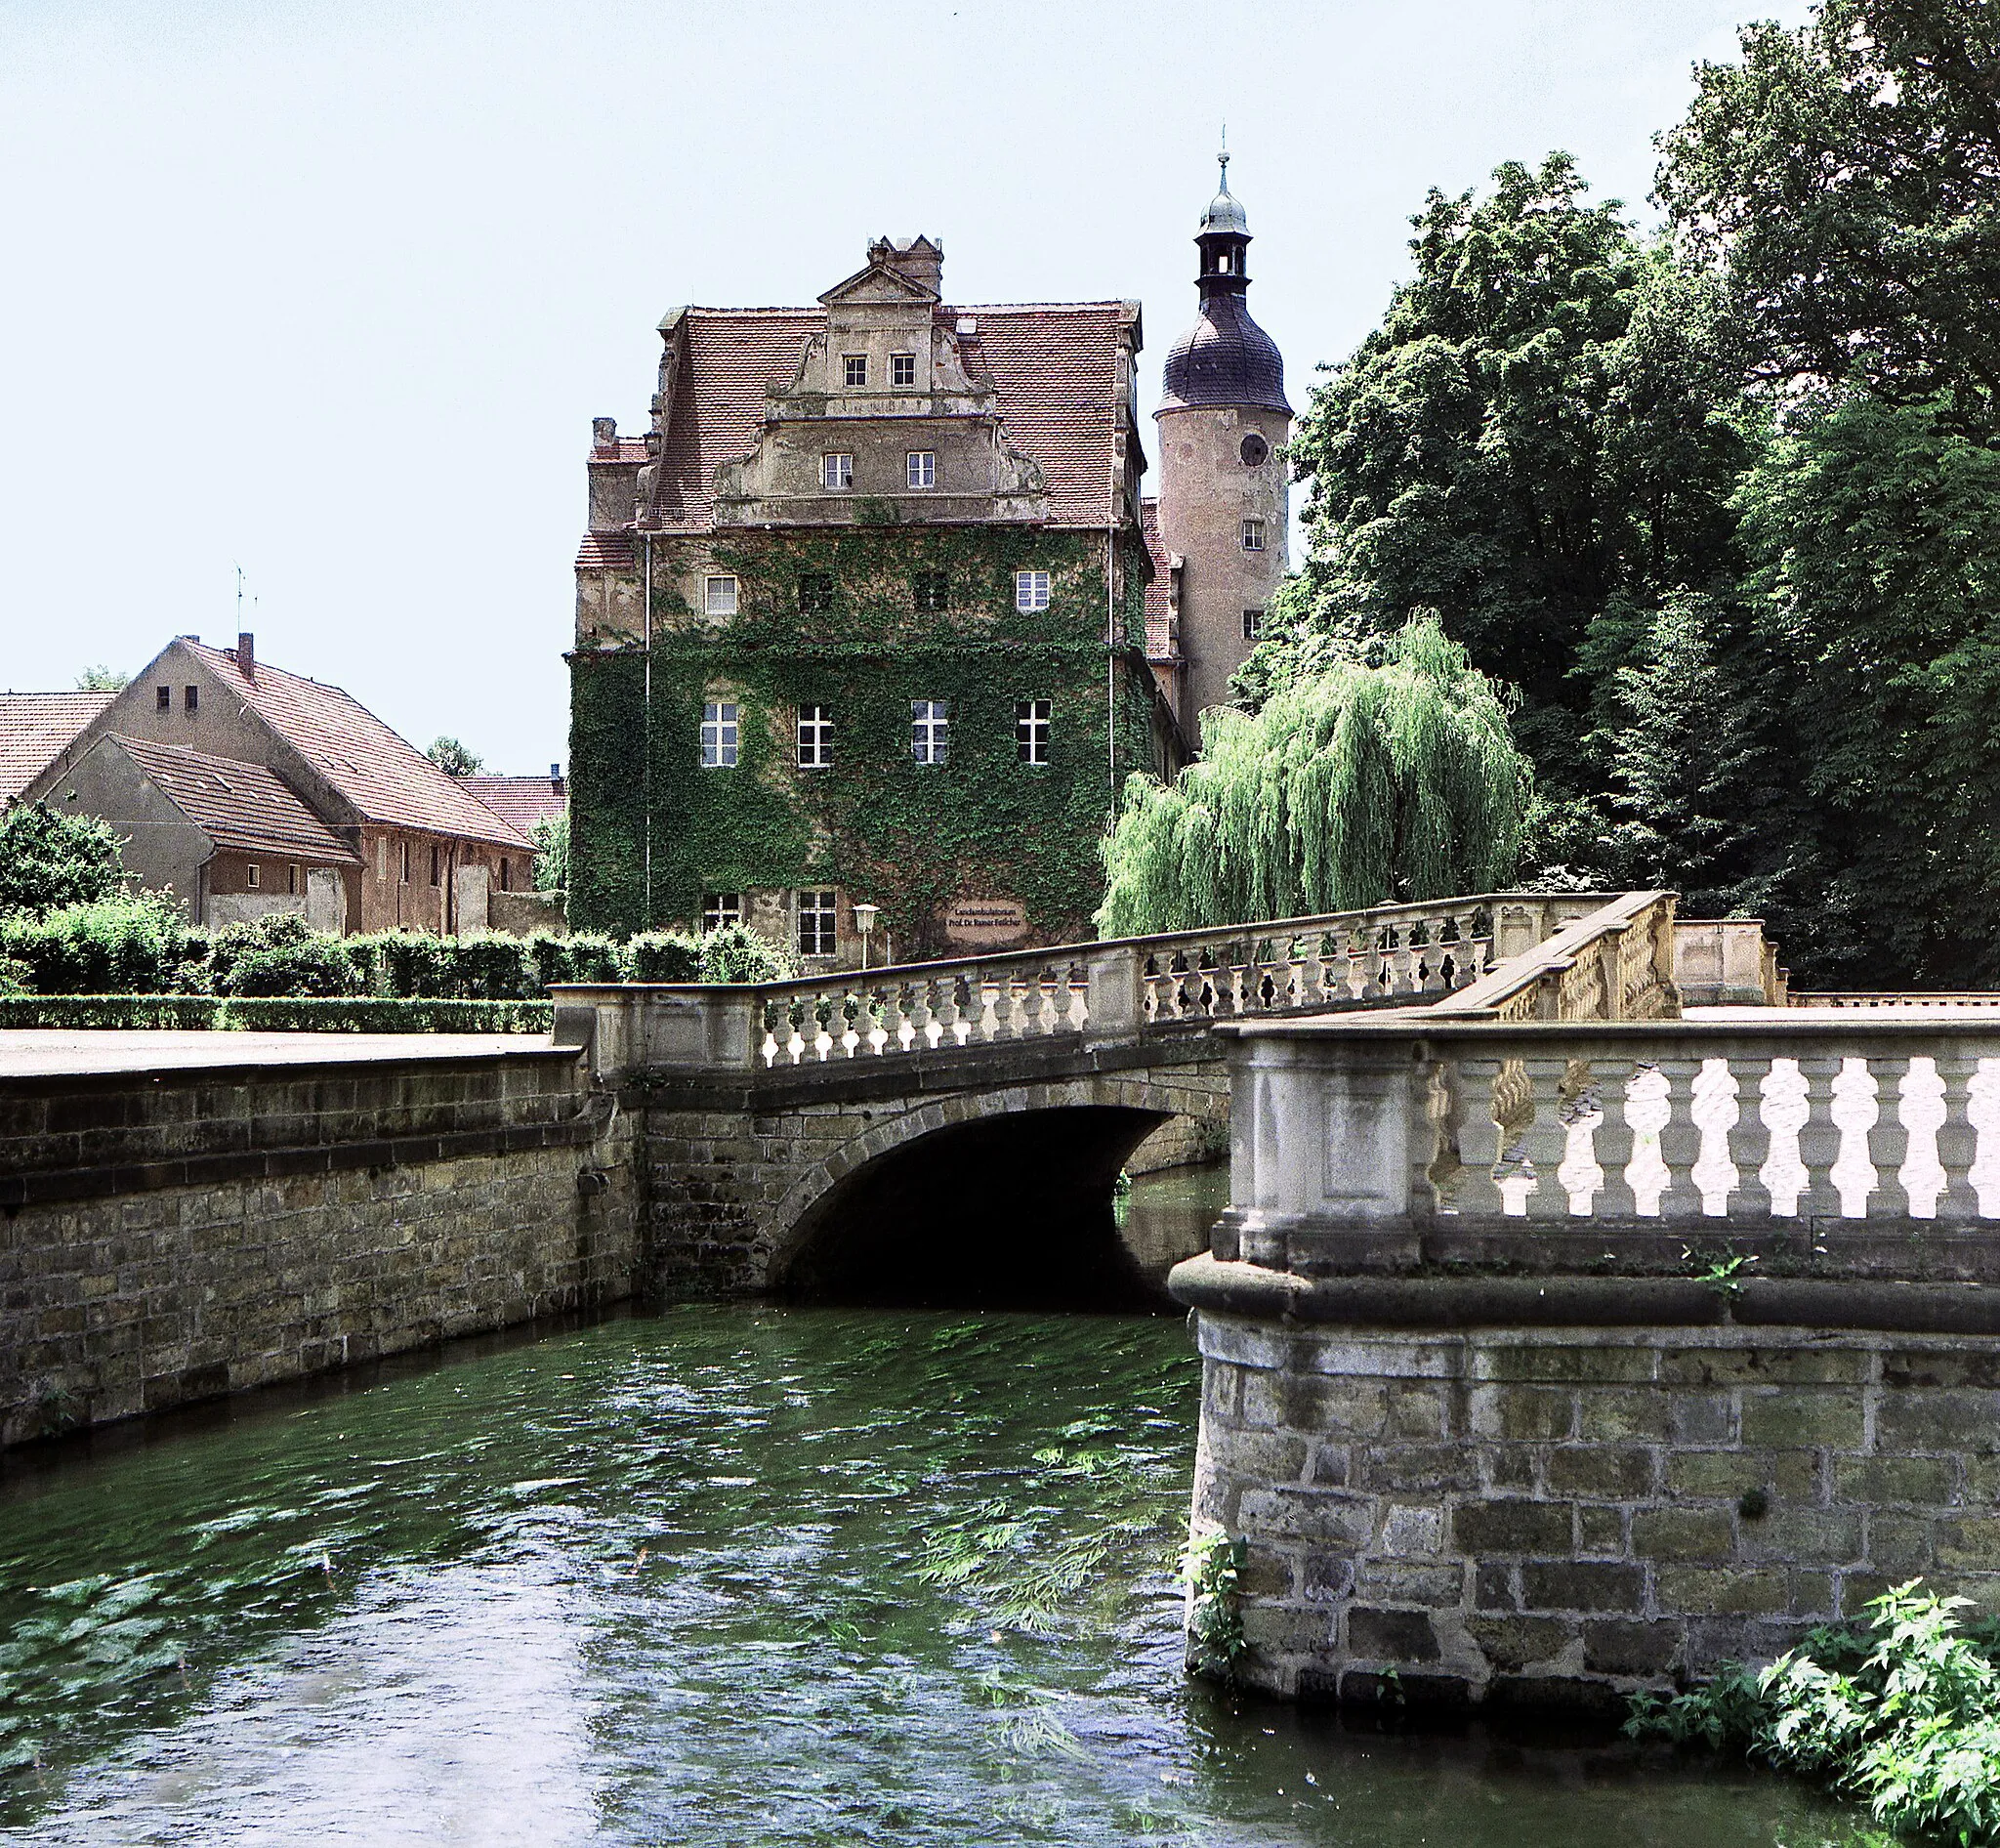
[1239,432,1270,466]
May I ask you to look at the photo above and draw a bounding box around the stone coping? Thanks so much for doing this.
[1220,1009,2000,1040]
[1169,1251,2000,1335]
[0,1029,580,1081]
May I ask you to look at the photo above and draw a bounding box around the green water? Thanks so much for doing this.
[0,1173,1870,1845]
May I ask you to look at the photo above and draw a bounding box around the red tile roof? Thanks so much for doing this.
[103,735,361,862]
[179,642,534,851]
[574,529,637,571]
[459,774,565,834]
[0,691,115,803]
[627,302,1131,537]
[1141,497,1178,662]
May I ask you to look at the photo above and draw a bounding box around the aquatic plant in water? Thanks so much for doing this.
[1628,1581,2000,1843]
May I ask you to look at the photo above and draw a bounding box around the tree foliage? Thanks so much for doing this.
[427,736,483,777]
[1097,618,1528,935]
[72,666,127,692]
[1658,0,2000,428]
[0,804,127,916]
[529,812,569,894]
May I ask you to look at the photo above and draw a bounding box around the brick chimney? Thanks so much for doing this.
[236,631,255,681]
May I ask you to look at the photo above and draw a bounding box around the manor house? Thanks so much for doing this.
[568,161,1289,963]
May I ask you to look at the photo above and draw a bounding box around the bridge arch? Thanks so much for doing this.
[765,1075,1229,1302]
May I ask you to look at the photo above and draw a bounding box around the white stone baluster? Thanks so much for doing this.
[1590,1057,1638,1218]
[1323,930,1355,1002]
[1830,1056,1881,1217]
[1966,1058,2000,1216]
[1935,1048,1981,1218]
[1758,1058,1811,1217]
[835,987,862,1058]
[976,977,1003,1044]
[1622,1064,1673,1217]
[903,979,933,1052]
[1795,1054,1846,1220]
[935,976,965,1048]
[1896,1056,1947,1218]
[1064,965,1089,1035]
[1725,1056,1772,1218]
[1019,974,1046,1039]
[1518,1057,1578,1219]
[1689,1058,1741,1216]
[1449,1056,1508,1217]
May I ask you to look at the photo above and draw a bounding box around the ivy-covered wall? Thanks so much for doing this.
[568,523,1164,949]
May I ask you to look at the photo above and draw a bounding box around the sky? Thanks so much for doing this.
[0,0,1812,775]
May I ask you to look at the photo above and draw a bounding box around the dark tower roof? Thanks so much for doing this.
[1158,151,1291,417]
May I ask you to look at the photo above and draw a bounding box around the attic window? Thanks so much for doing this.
[155,685,170,712]
[184,685,198,714]
[892,353,917,388]
[844,355,867,388]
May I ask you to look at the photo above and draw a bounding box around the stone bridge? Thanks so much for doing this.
[552,890,1682,1296]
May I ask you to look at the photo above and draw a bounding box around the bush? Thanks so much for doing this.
[0,804,127,915]
[696,923,793,985]
[625,931,703,983]
[0,892,190,993]
[0,994,551,1032]
[1629,1581,2000,1843]
[0,994,224,1029]
[209,913,364,997]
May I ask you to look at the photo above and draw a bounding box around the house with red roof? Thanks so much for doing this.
[21,633,534,934]
[0,691,117,806]
[569,233,1186,961]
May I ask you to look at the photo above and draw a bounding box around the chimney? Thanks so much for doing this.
[551,762,565,796]
[592,416,617,452]
[876,235,943,299]
[236,632,255,681]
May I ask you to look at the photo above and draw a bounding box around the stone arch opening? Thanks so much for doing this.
[773,1104,1174,1308]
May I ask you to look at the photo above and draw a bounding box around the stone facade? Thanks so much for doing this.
[0,1048,636,1445]
[1194,1317,2000,1711]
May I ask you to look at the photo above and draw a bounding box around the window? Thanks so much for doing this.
[701,893,742,932]
[905,450,936,489]
[797,572,835,614]
[399,840,411,884]
[911,699,949,765]
[700,701,739,768]
[1242,608,1264,641]
[1017,698,1051,765]
[184,685,198,713]
[377,837,388,882]
[1015,569,1051,611]
[1241,519,1266,552]
[246,862,261,891]
[891,352,917,387]
[797,703,832,769]
[704,574,738,617]
[843,354,867,388]
[499,857,512,892]
[821,452,854,490]
[1240,432,1270,466]
[913,569,949,612]
[430,844,441,887]
[155,685,170,712]
[287,863,299,896]
[797,889,839,957]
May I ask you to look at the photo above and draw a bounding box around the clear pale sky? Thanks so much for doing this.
[0,0,1810,774]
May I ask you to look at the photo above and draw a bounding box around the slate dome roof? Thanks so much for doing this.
[1160,291,1291,416]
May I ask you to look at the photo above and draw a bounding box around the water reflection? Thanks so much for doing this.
[0,1170,1867,1845]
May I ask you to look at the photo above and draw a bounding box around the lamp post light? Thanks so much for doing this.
[853,902,880,971]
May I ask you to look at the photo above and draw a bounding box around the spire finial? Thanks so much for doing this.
[1219,123,1229,192]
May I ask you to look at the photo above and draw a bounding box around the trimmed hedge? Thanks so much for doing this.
[0,995,553,1033]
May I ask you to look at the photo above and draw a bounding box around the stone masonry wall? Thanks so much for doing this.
[0,1050,637,1445]
[1194,1315,2000,1713]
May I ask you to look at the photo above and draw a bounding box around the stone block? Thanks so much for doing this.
[1301,1555,1355,1602]
[1521,1562,1646,1615]
[1667,1449,1817,1502]
[1582,1618,1684,1677]
[1385,1385,1451,1440]
[1545,1446,1655,1499]
[1376,1502,1443,1557]
[1938,1518,2000,1572]
[1739,1507,1864,1568]
[1237,1542,1295,1599]
[1237,1487,1372,1547]
[1578,1390,1673,1442]
[1475,1562,1517,1612]
[1304,1337,1461,1381]
[1657,1566,1789,1616]
[1210,1429,1310,1486]
[1239,1604,1335,1655]
[1876,1391,2000,1454]
[1309,1444,1351,1488]
[1670,1394,1733,1445]
[1357,1561,1465,1605]
[1471,1385,1574,1442]
[1630,1507,1734,1563]
[1479,1344,1658,1386]
[1453,1498,1572,1556]
[1481,1446,1538,1491]
[1660,1344,1871,1387]
[1577,1506,1626,1557]
[1834,1455,1956,1507]
[1880,1348,2000,1391]
[1868,1513,1937,1576]
[1281,1375,1389,1437]
[1357,1444,1481,1494]
[1468,1614,1573,1670]
[1739,1392,1865,1451]
[1346,1607,1440,1663]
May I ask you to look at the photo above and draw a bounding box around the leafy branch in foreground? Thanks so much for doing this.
[1629,1581,2000,1843]
[1182,1528,1246,1682]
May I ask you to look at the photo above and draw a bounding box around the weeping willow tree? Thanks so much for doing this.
[1097,617,1531,935]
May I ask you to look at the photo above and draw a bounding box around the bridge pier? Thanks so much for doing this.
[1176,1008,2000,1710]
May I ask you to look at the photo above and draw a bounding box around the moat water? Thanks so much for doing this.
[0,1169,1868,1845]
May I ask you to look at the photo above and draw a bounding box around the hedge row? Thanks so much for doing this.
[0,995,555,1033]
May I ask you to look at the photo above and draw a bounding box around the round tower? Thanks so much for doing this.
[1154,150,1292,745]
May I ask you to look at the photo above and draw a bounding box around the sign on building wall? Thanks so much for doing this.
[941,897,1028,949]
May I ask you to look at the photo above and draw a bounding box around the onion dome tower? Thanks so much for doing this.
[1154,147,1292,743]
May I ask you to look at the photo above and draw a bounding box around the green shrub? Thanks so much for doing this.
[1629,1581,2000,1843]
[695,923,793,985]
[0,994,550,1031]
[361,929,454,997]
[0,994,224,1029]
[0,804,126,915]
[626,930,703,983]
[209,913,365,997]
[0,892,190,993]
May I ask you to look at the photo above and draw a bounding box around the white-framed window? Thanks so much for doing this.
[704,573,738,617]
[843,354,867,388]
[911,699,949,765]
[1015,569,1051,611]
[701,892,742,932]
[798,703,832,768]
[891,352,917,387]
[701,701,739,768]
[1241,518,1266,552]
[246,862,261,891]
[1243,608,1264,641]
[905,450,936,489]
[1016,698,1051,765]
[821,452,854,490]
[797,889,839,957]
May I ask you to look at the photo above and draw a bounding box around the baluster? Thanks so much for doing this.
[1019,974,1046,1038]
[1654,1056,1705,1218]
[1064,963,1089,1035]
[1297,940,1325,1012]
[1726,1056,1773,1219]
[1688,1058,1741,1217]
[1323,930,1355,1002]
[1830,1056,1881,1218]
[1045,971,1073,1036]
[1590,1058,1638,1218]
[835,986,861,1059]
[1450,1056,1508,1217]
[758,997,779,1068]
[1519,1057,1578,1220]
[878,982,910,1056]
[1935,1047,1981,1219]
[1554,1057,1606,1218]
[979,975,1008,1042]
[934,976,965,1048]
[1966,1057,2000,1216]
[1622,1063,1673,1217]
[1795,1054,1846,1222]
[782,998,807,1066]
[1388,927,1416,997]
[1894,1056,1945,1218]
